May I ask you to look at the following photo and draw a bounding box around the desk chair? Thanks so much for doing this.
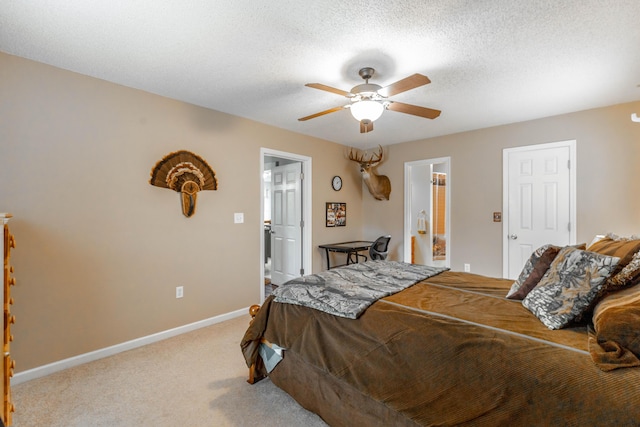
[350,235,391,263]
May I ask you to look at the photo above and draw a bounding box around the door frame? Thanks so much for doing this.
[260,148,312,303]
[502,140,576,278]
[403,157,451,267]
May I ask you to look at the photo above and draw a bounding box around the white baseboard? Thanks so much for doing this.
[13,307,249,385]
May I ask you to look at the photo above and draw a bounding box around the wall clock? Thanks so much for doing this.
[331,176,342,191]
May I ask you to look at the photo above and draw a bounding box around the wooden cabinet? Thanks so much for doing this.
[1,213,15,426]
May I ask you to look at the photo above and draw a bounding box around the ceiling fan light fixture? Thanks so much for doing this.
[350,100,384,122]
[299,67,440,132]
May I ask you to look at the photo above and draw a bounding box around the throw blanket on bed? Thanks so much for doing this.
[272,260,448,319]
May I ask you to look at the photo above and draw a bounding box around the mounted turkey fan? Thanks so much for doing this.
[298,67,441,133]
[150,150,217,217]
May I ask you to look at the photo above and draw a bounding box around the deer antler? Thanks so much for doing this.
[348,147,365,163]
[348,145,384,165]
[368,145,383,165]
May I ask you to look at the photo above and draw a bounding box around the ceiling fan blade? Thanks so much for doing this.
[387,101,441,119]
[378,74,431,97]
[298,105,346,121]
[360,120,373,133]
[305,83,352,97]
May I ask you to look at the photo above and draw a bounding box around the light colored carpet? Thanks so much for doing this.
[12,316,328,426]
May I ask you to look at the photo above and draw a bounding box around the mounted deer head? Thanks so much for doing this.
[348,145,391,201]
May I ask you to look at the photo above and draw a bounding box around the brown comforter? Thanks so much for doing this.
[241,270,640,426]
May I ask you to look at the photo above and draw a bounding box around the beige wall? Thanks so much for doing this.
[365,100,640,277]
[0,53,365,371]
[3,51,639,373]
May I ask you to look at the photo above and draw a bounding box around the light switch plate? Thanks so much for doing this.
[234,212,244,223]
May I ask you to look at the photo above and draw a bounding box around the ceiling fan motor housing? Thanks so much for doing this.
[351,83,383,98]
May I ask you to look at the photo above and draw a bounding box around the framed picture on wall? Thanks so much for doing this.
[326,202,346,227]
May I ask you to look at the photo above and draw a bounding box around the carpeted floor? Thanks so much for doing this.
[12,316,328,426]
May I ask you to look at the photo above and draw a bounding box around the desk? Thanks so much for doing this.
[319,240,373,269]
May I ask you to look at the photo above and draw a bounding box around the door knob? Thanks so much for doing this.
[509,234,518,240]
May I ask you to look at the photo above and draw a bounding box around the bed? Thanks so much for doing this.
[241,236,640,426]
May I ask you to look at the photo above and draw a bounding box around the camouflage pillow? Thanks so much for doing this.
[507,246,561,300]
[607,251,640,290]
[523,247,620,330]
[588,237,640,292]
[507,243,585,299]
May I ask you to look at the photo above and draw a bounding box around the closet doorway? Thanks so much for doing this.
[403,157,451,267]
[260,148,312,302]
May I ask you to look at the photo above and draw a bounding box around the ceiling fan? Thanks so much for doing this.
[298,67,441,133]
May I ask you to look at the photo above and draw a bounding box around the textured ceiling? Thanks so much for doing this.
[2,1,640,149]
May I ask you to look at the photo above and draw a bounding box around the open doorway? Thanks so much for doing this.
[260,148,312,303]
[403,157,451,267]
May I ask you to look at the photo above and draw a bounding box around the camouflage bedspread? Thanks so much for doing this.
[272,261,448,319]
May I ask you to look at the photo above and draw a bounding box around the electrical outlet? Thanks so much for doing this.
[464,264,471,272]
[234,212,244,224]
[176,286,184,299]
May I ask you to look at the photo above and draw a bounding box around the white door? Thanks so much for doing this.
[270,162,302,285]
[503,141,576,279]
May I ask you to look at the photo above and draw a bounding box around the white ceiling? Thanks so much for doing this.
[2,1,640,149]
